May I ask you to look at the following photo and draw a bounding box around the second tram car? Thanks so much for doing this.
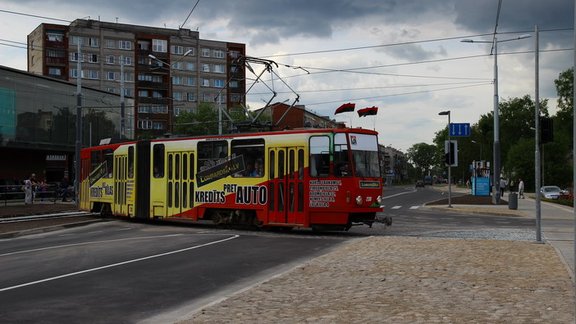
[79,128,386,231]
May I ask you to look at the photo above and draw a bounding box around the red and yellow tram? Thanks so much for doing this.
[79,128,385,231]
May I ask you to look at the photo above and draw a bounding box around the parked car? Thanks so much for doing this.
[540,186,563,200]
[415,180,424,188]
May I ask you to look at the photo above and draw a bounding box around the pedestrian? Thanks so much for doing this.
[59,175,70,202]
[518,178,525,199]
[499,178,507,198]
[23,173,37,205]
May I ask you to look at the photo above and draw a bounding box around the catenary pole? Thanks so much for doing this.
[534,25,542,243]
[74,41,82,207]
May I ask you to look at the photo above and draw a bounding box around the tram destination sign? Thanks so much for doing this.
[449,123,471,137]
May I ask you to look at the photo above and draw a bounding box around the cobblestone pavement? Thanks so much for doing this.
[180,236,574,324]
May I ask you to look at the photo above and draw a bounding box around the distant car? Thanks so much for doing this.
[540,186,563,200]
[415,180,424,188]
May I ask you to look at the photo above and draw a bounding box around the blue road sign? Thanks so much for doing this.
[449,123,471,137]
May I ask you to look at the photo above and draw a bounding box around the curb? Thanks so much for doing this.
[0,218,105,239]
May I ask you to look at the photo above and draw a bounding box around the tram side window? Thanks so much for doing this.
[231,139,264,177]
[309,136,330,177]
[198,140,228,172]
[334,133,351,177]
[103,149,113,178]
[153,144,165,178]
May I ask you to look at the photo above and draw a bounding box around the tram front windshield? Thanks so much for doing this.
[349,133,380,178]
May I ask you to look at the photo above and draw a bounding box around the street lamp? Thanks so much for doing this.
[439,110,452,208]
[461,34,531,204]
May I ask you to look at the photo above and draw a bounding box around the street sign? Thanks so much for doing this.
[449,123,471,137]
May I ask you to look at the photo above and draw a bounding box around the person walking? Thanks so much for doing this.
[499,178,507,198]
[23,173,37,205]
[518,178,525,199]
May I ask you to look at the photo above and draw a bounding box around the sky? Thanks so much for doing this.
[0,0,573,152]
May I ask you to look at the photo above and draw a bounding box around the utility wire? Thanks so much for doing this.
[180,0,201,29]
[0,9,71,23]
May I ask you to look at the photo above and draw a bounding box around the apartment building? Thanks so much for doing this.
[28,19,245,138]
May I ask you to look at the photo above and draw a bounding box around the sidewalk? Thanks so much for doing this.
[428,185,576,278]
[174,187,575,323]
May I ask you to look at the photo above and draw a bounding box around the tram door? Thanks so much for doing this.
[166,151,195,217]
[268,146,305,225]
[113,154,128,216]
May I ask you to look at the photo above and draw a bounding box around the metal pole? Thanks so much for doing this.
[448,112,452,208]
[74,41,82,207]
[493,38,501,204]
[572,0,576,292]
[120,56,125,139]
[534,25,542,243]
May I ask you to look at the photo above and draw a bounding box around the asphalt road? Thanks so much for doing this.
[0,221,346,323]
[0,185,538,323]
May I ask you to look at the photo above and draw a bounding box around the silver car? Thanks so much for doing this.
[540,186,562,199]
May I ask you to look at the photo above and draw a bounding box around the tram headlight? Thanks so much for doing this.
[376,195,382,205]
[355,195,363,205]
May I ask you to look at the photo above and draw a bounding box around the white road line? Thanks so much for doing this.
[0,235,240,293]
[409,206,420,209]
[391,206,402,210]
[381,189,416,200]
[0,234,185,257]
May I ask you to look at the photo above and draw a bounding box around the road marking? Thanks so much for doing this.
[0,234,186,257]
[409,206,420,209]
[381,189,416,200]
[0,234,240,293]
[391,206,402,210]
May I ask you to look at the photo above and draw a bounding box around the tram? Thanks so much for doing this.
[79,128,387,231]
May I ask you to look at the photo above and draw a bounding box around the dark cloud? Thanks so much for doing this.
[453,0,572,33]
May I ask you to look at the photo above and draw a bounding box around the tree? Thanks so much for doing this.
[174,102,219,136]
[406,143,438,179]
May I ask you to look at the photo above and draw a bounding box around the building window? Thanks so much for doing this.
[46,32,64,42]
[201,79,210,87]
[70,52,84,62]
[173,61,184,70]
[119,40,132,50]
[187,92,196,102]
[152,39,167,52]
[185,62,195,71]
[106,55,115,64]
[87,70,99,79]
[88,54,98,63]
[138,90,149,98]
[201,48,210,57]
[107,71,115,80]
[153,121,165,130]
[213,64,225,73]
[71,36,84,46]
[185,47,195,56]
[230,80,238,88]
[139,106,151,113]
[105,39,116,48]
[138,120,153,130]
[121,56,132,65]
[214,79,225,88]
[213,49,225,59]
[202,64,210,72]
[173,92,183,101]
[89,37,99,48]
[70,69,84,78]
[171,45,184,55]
[184,77,195,86]
[202,93,213,102]
[152,91,163,99]
[172,76,182,85]
[48,67,62,76]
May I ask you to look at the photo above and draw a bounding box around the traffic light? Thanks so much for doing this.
[540,117,553,143]
[444,140,458,166]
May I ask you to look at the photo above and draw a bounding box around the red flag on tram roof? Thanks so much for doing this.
[357,106,378,117]
[335,102,355,114]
